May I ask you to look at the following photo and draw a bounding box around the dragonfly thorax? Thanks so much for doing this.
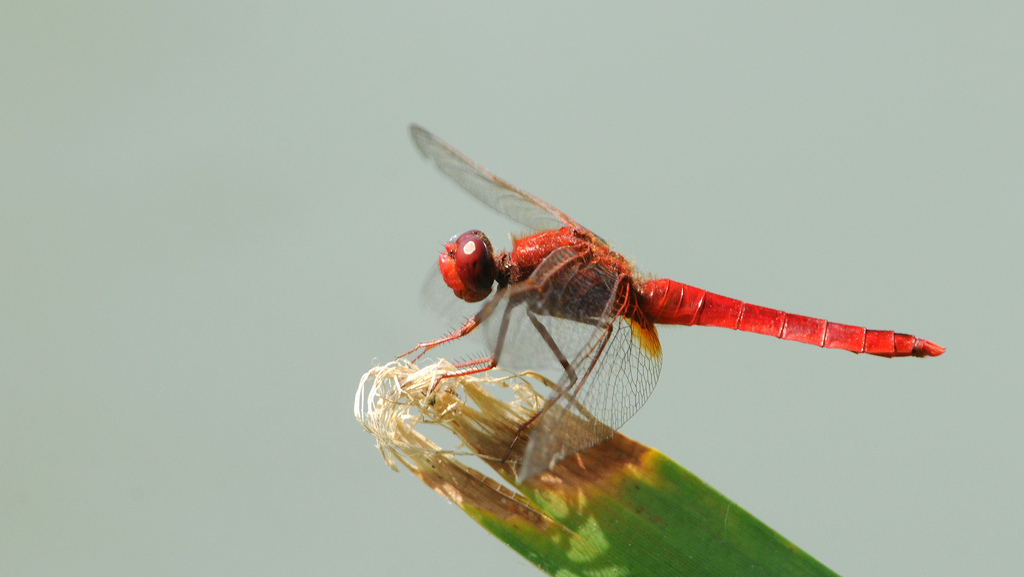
[439,230,497,303]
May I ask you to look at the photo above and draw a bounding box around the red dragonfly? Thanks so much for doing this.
[403,124,944,481]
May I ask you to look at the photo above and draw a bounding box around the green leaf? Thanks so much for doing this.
[356,361,839,576]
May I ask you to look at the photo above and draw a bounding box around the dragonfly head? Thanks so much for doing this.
[439,230,496,303]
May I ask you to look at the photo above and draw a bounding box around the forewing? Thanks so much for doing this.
[410,124,582,233]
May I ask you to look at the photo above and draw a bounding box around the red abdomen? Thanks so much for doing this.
[637,278,944,358]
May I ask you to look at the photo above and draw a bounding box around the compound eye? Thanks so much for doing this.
[454,230,494,293]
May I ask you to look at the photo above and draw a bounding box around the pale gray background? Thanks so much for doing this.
[2,3,1021,576]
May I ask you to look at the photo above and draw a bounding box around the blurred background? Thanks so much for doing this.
[2,3,1021,576]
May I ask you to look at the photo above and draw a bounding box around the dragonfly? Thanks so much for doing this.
[402,124,944,481]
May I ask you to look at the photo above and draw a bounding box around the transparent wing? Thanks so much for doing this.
[467,247,664,480]
[410,124,583,233]
[517,311,662,481]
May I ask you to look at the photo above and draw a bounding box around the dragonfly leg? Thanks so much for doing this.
[501,402,545,464]
[500,316,618,469]
[398,315,484,362]
[428,356,499,393]
[499,309,580,464]
[526,309,579,383]
[420,299,516,392]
